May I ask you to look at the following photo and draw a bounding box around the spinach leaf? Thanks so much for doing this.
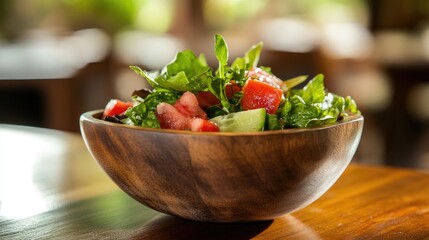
[131,50,212,92]
[124,104,160,128]
[210,34,232,113]
[124,102,147,125]
[245,42,263,69]
[281,96,320,128]
[280,74,359,128]
[143,89,179,111]
[124,89,179,127]
[129,66,159,88]
[214,34,228,79]
[282,75,308,93]
[299,74,326,103]
[124,34,360,130]
[344,96,360,115]
[231,42,263,70]
[164,50,209,79]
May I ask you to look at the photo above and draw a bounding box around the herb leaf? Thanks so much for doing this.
[124,88,179,127]
[129,66,159,88]
[280,74,359,128]
[245,42,263,69]
[282,75,308,93]
[231,41,263,70]
[214,34,229,79]
[132,50,212,92]
[299,74,326,103]
[124,34,360,130]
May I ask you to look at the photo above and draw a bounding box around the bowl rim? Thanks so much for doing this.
[80,109,363,137]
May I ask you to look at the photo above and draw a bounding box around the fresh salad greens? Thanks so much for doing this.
[103,34,360,132]
[278,74,357,128]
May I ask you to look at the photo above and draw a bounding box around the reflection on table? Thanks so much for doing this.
[0,124,116,219]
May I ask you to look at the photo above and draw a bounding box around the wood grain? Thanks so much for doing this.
[80,110,363,222]
[290,165,429,239]
[2,162,429,239]
[1,125,429,238]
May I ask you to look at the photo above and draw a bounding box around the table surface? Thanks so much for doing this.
[1,124,429,239]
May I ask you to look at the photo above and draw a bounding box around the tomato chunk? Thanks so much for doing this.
[225,82,242,98]
[246,67,283,88]
[196,91,220,109]
[195,82,241,109]
[156,103,189,130]
[241,79,283,114]
[103,99,133,117]
[189,118,220,132]
[174,91,208,119]
[156,91,220,132]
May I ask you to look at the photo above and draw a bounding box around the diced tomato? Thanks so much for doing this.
[196,91,220,109]
[156,91,220,132]
[103,99,133,117]
[195,82,242,109]
[189,118,220,132]
[174,91,207,119]
[225,82,241,98]
[241,79,283,114]
[156,103,189,130]
[246,67,283,89]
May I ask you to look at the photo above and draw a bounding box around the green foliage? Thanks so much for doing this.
[124,34,360,130]
[279,75,360,128]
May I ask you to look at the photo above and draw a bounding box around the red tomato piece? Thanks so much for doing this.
[241,79,283,114]
[156,103,189,130]
[196,91,220,109]
[103,99,133,117]
[225,82,241,98]
[246,67,283,88]
[195,83,242,109]
[174,91,208,119]
[189,118,220,132]
[156,92,220,132]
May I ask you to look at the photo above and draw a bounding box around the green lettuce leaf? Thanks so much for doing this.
[123,89,179,127]
[298,74,326,103]
[125,34,360,130]
[231,42,263,70]
[131,50,212,92]
[280,74,359,128]
[129,66,159,88]
[210,34,232,113]
[214,34,228,79]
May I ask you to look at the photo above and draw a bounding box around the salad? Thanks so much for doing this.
[102,34,360,132]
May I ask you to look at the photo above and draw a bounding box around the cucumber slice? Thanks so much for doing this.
[210,108,266,132]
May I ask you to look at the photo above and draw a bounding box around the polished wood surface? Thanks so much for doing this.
[80,111,363,222]
[1,124,429,239]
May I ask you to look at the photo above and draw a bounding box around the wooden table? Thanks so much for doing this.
[1,124,429,239]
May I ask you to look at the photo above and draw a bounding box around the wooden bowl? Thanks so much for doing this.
[80,110,363,222]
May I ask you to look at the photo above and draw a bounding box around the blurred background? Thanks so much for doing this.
[1,0,429,169]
